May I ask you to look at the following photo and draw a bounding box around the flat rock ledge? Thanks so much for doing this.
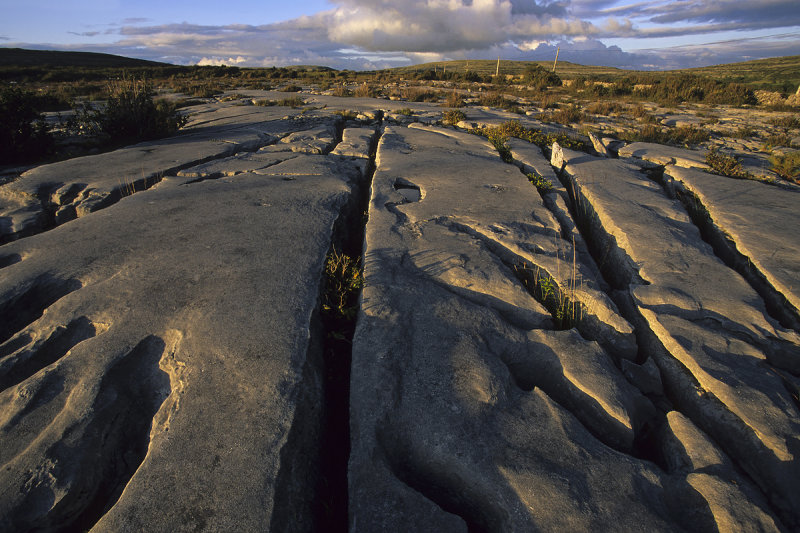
[0,93,798,532]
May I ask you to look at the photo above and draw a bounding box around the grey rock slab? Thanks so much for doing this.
[665,165,800,329]
[398,125,635,358]
[349,124,725,531]
[0,150,366,531]
[619,141,710,170]
[554,144,800,527]
[659,412,781,533]
[0,111,297,240]
[177,151,299,179]
[277,124,338,154]
[331,127,378,159]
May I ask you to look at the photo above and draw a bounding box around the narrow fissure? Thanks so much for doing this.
[313,112,383,532]
[551,160,794,526]
[653,169,800,332]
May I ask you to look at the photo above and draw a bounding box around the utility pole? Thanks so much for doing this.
[552,46,560,73]
[496,56,500,77]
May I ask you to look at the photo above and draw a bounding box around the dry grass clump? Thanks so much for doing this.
[445,90,465,108]
[401,87,439,102]
[586,101,625,115]
[442,109,466,125]
[769,152,800,183]
[353,83,377,98]
[542,104,586,125]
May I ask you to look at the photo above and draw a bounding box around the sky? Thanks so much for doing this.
[1,0,799,71]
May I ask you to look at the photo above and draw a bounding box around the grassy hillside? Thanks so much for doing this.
[387,59,627,79]
[683,55,800,92]
[0,47,169,68]
[387,55,800,91]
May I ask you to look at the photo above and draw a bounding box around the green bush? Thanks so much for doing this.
[0,84,54,164]
[523,65,561,90]
[73,77,186,144]
[442,109,466,125]
[706,148,753,179]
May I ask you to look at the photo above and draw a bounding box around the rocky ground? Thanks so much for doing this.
[1,91,799,532]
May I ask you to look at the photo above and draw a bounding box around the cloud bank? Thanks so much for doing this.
[5,0,800,70]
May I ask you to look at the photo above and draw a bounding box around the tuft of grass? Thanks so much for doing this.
[396,108,413,116]
[322,248,363,325]
[733,125,758,139]
[542,104,585,125]
[769,152,800,183]
[354,83,376,98]
[762,133,792,150]
[705,148,753,179]
[279,84,302,92]
[445,90,465,108]
[334,109,358,120]
[513,259,582,330]
[527,172,553,193]
[586,101,624,115]
[442,109,466,125]
[470,120,588,153]
[767,116,800,128]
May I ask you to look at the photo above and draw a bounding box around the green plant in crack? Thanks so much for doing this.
[512,261,582,330]
[527,172,553,193]
[322,248,363,339]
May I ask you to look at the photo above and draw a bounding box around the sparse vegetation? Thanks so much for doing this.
[513,260,582,330]
[542,104,585,125]
[620,124,710,147]
[70,76,186,145]
[705,148,754,179]
[769,152,800,183]
[527,172,553,193]
[0,84,54,164]
[442,109,466,125]
[762,133,793,150]
[322,248,363,324]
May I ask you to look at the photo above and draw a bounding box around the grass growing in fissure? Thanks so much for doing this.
[527,172,554,193]
[512,260,582,330]
[322,248,363,337]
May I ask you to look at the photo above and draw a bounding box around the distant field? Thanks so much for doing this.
[683,55,800,91]
[1,47,798,92]
[387,59,628,79]
[388,56,800,91]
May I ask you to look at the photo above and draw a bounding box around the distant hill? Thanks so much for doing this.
[386,55,800,90]
[386,59,626,79]
[0,47,171,68]
[682,55,800,91]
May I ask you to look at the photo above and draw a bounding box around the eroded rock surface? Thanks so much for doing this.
[1,92,798,532]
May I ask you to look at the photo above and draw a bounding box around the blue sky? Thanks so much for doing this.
[1,0,799,70]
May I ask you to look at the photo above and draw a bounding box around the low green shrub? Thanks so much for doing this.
[527,172,553,193]
[706,148,753,179]
[0,84,54,164]
[442,109,466,125]
[72,77,186,144]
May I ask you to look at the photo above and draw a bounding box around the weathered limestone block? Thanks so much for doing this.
[348,125,752,532]
[665,164,800,329]
[277,124,338,154]
[0,106,300,241]
[0,147,366,531]
[618,142,709,170]
[331,127,378,159]
[554,143,800,528]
